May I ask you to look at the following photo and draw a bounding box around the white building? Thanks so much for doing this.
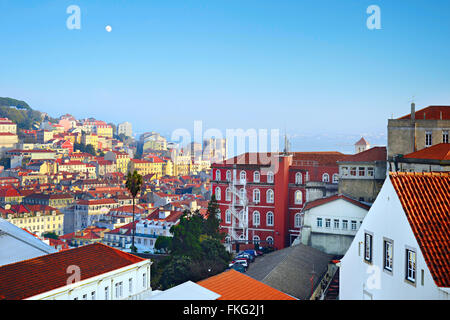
[117,121,132,138]
[300,195,370,255]
[340,172,449,300]
[0,243,152,300]
[0,217,56,266]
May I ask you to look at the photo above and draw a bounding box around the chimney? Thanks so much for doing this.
[411,103,415,121]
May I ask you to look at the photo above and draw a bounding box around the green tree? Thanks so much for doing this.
[125,170,142,253]
[154,236,172,253]
[203,194,224,240]
[42,232,59,240]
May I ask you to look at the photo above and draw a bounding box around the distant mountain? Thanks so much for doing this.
[0,97,57,130]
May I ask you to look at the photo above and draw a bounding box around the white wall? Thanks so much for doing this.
[340,178,449,300]
[27,259,151,300]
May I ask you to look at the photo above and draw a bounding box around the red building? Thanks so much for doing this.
[211,151,351,250]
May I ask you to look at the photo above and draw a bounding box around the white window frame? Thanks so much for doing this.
[225,188,231,201]
[294,190,302,204]
[294,213,302,228]
[317,217,323,228]
[266,211,274,226]
[267,171,274,183]
[266,189,274,203]
[406,248,416,283]
[295,172,302,184]
[266,236,274,245]
[253,211,260,226]
[215,170,221,181]
[253,189,260,203]
[383,239,394,273]
[322,173,329,182]
[215,187,221,200]
[253,171,260,183]
[225,209,231,224]
[226,170,231,181]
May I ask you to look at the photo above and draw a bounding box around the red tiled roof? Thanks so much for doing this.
[398,105,450,120]
[403,143,450,161]
[337,146,386,162]
[302,194,370,212]
[197,269,296,300]
[0,243,146,300]
[390,172,450,288]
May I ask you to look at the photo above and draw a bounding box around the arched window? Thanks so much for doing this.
[332,173,339,183]
[253,171,260,183]
[226,170,231,181]
[267,171,274,183]
[225,188,231,201]
[225,235,231,243]
[225,209,231,224]
[240,171,247,183]
[215,187,221,200]
[239,188,246,204]
[216,209,221,220]
[266,189,274,203]
[322,173,330,183]
[253,189,260,203]
[239,233,246,240]
[239,210,247,226]
[294,190,302,204]
[253,235,260,245]
[305,171,309,182]
[215,170,221,181]
[266,211,274,226]
[294,213,302,228]
[266,236,274,245]
[295,172,302,184]
[253,211,260,226]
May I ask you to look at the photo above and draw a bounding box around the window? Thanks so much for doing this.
[254,171,260,183]
[253,189,260,203]
[341,166,348,176]
[91,291,96,300]
[266,189,274,203]
[322,173,329,182]
[364,233,373,263]
[240,171,247,183]
[239,188,246,204]
[215,170,221,181]
[215,187,221,200]
[294,190,302,204]
[226,170,231,181]
[115,282,123,298]
[334,219,339,229]
[325,218,331,228]
[129,278,133,294]
[358,167,365,176]
[295,172,302,184]
[266,236,274,245]
[443,130,449,144]
[225,210,231,224]
[239,210,247,226]
[342,220,348,229]
[143,273,147,288]
[332,174,339,183]
[82,294,87,300]
[266,212,274,226]
[225,188,231,201]
[253,235,260,245]
[267,171,274,183]
[406,249,416,283]
[367,167,374,177]
[384,239,393,272]
[317,217,323,228]
[253,211,260,226]
[294,213,302,228]
[350,167,357,176]
[305,171,309,182]
[425,130,432,147]
[351,220,357,230]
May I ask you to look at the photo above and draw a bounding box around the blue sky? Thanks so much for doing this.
[1,0,450,153]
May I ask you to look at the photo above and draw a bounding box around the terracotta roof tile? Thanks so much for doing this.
[197,269,297,300]
[390,172,450,288]
[0,243,146,300]
[403,143,450,161]
[398,105,450,120]
[303,194,370,211]
[337,146,386,162]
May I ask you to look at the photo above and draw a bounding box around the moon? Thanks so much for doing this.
[105,25,112,32]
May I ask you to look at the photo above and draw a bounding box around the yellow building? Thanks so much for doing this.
[81,133,98,150]
[0,204,65,237]
[105,151,130,174]
[128,158,164,178]
[95,124,113,138]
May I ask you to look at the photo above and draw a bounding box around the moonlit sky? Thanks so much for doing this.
[1,0,450,153]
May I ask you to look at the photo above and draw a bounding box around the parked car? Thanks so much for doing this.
[243,249,258,257]
[230,263,246,273]
[229,259,249,270]
[235,252,254,262]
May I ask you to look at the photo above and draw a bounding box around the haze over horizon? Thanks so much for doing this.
[1,0,450,153]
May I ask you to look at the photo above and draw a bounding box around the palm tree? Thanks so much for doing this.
[125,170,143,253]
